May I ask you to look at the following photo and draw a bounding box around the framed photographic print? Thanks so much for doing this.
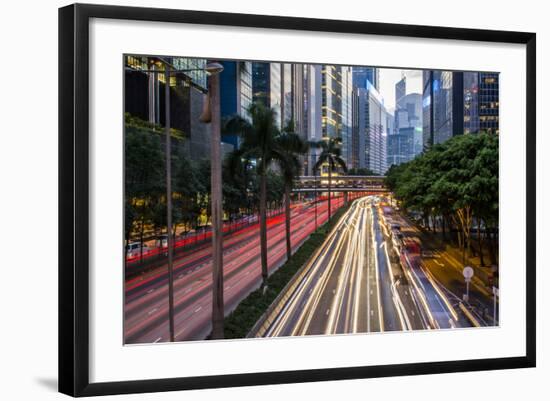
[58,3,536,397]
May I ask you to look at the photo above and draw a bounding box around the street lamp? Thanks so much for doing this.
[205,62,225,340]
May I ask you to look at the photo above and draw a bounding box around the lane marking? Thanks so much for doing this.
[194,306,202,313]
[154,337,162,343]
[148,308,158,316]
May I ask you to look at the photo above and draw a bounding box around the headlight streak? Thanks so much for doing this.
[365,206,372,333]
[383,241,410,331]
[325,210,357,334]
[371,206,385,332]
[297,202,360,335]
[265,206,352,337]
[352,203,367,333]
[402,252,437,329]
[325,199,366,334]
[376,210,411,331]
[421,265,459,322]
[265,197,460,338]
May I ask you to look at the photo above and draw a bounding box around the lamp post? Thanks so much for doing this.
[164,63,175,342]
[204,62,225,339]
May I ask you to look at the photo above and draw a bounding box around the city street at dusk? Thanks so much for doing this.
[124,55,499,343]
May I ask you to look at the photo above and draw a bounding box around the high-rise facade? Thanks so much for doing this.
[395,76,406,109]
[219,61,253,149]
[387,128,415,166]
[355,84,388,175]
[463,72,480,134]
[479,72,499,135]
[281,63,293,128]
[299,64,353,175]
[352,66,379,91]
[422,70,464,147]
[252,62,283,127]
[389,93,422,167]
[423,70,499,148]
[124,55,210,160]
[340,66,354,169]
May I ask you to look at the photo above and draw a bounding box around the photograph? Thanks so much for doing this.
[123,55,499,344]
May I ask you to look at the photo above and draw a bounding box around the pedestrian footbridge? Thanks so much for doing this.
[293,175,387,193]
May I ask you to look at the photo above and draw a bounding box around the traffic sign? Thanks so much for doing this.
[463,266,474,281]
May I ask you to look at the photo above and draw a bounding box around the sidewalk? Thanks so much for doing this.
[404,217,497,297]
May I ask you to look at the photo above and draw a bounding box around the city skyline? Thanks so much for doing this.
[125,55,498,176]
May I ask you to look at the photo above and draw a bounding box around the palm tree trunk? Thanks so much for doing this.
[259,171,269,286]
[327,168,332,221]
[284,183,292,261]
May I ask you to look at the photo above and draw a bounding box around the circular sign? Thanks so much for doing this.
[463,266,474,280]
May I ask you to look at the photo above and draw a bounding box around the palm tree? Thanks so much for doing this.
[278,122,307,261]
[310,137,347,222]
[224,102,306,287]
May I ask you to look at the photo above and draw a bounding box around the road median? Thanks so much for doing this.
[223,205,350,339]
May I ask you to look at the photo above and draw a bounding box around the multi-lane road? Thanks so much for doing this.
[258,196,475,338]
[126,194,488,344]
[124,198,344,343]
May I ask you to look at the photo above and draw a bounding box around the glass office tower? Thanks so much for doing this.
[479,72,499,135]
[220,61,253,149]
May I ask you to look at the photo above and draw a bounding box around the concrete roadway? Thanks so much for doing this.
[263,197,430,337]
[124,198,344,344]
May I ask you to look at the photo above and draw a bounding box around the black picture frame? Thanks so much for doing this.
[59,3,536,397]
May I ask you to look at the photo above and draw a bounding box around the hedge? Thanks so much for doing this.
[223,205,350,339]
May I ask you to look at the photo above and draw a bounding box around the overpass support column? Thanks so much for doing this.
[344,191,349,207]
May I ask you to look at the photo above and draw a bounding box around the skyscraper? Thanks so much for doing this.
[252,62,282,127]
[124,55,211,160]
[388,93,422,167]
[352,66,379,91]
[463,72,480,134]
[281,63,293,128]
[355,83,388,175]
[219,61,253,149]
[423,69,499,148]
[300,64,352,175]
[395,76,406,109]
[422,70,464,147]
[479,72,499,135]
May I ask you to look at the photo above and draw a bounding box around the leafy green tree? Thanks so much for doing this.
[124,124,165,260]
[173,151,206,238]
[386,133,498,266]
